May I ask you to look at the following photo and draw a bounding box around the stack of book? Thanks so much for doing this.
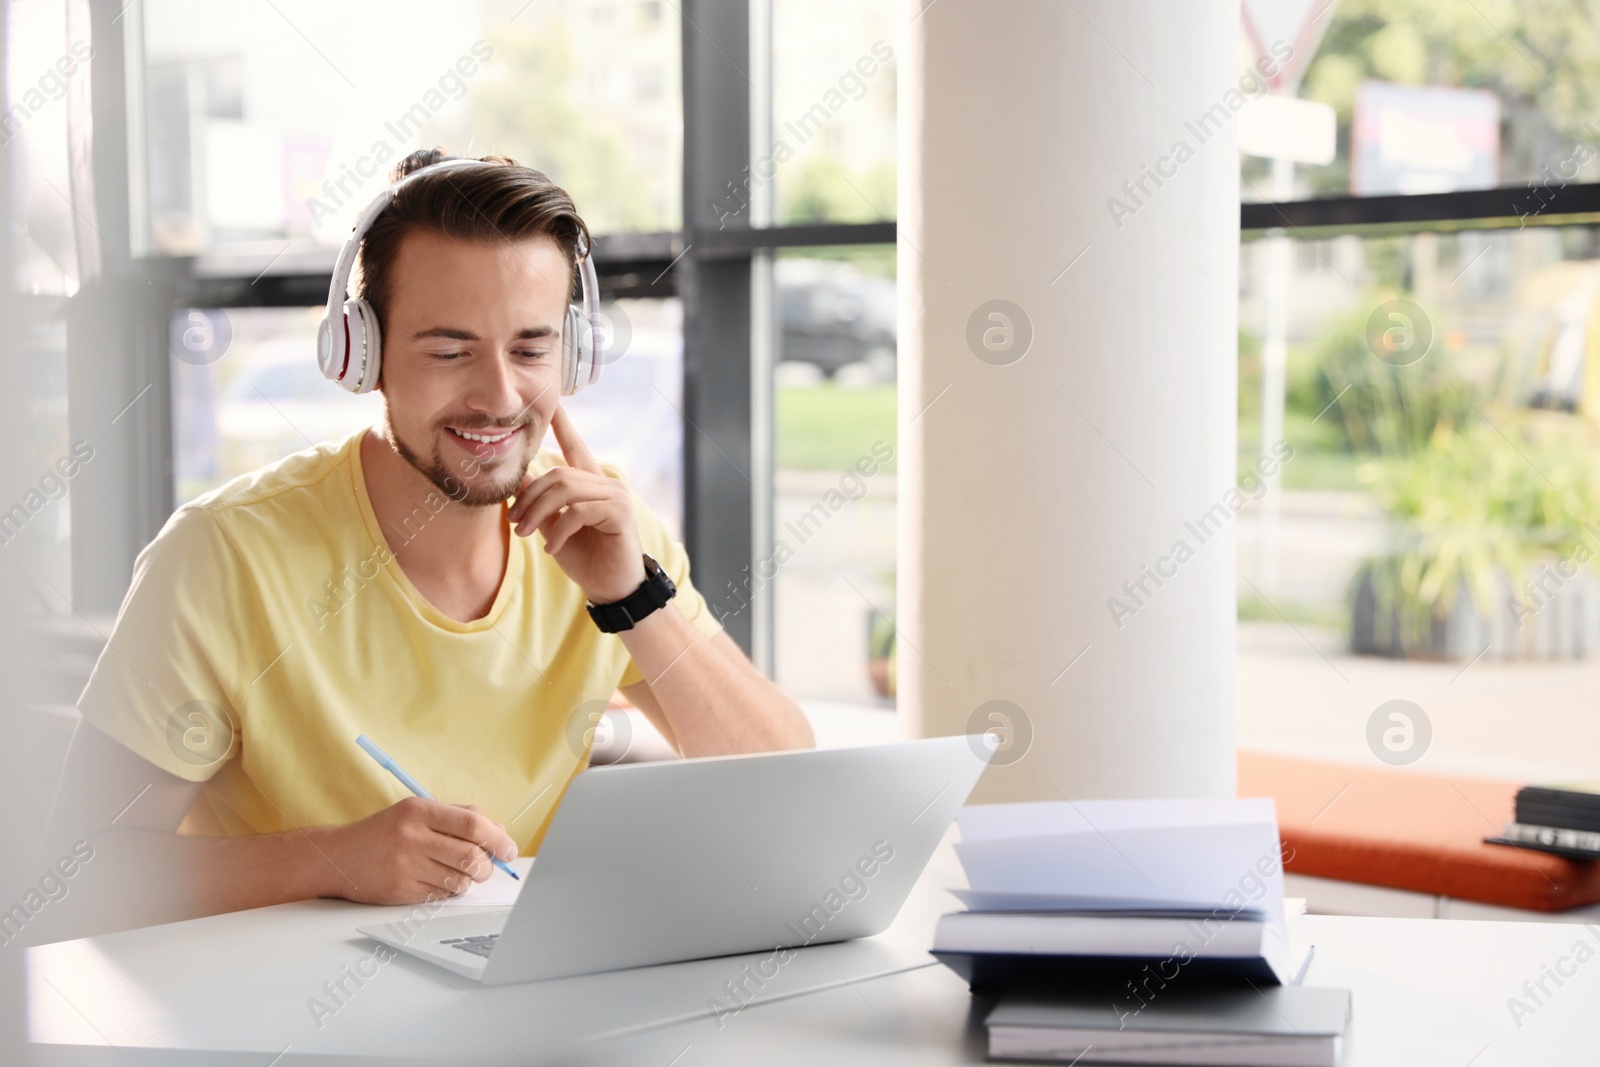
[1489,784,1600,859]
[933,798,1351,1065]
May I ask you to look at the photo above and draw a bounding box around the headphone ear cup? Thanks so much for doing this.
[563,303,588,396]
[352,299,382,393]
[329,301,361,394]
[316,313,340,382]
[338,299,366,393]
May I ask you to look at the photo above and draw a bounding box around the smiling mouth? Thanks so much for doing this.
[445,426,523,445]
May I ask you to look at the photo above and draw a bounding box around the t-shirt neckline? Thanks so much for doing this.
[346,428,524,634]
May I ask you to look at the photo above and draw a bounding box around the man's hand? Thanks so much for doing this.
[317,797,518,905]
[507,405,645,604]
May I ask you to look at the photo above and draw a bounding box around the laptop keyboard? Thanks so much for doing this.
[440,934,499,958]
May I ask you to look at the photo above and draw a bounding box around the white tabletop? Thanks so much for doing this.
[28,829,1600,1065]
[562,913,1600,1067]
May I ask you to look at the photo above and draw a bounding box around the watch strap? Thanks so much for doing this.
[587,554,677,633]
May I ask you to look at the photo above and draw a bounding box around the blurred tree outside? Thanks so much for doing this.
[1291,0,1600,196]
[471,20,667,233]
[778,157,896,228]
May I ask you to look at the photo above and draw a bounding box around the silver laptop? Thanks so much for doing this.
[357,735,994,985]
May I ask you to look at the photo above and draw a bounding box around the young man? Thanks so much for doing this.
[41,151,811,930]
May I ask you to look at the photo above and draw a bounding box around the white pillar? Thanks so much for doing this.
[898,0,1239,801]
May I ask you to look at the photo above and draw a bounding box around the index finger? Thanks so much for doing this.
[550,404,604,475]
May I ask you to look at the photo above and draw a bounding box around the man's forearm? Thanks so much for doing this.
[47,825,348,937]
[619,605,814,757]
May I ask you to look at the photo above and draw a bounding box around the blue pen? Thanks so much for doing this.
[355,734,520,881]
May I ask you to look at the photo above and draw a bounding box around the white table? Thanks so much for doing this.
[28,832,1599,1066]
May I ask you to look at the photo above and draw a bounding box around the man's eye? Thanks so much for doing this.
[516,349,549,360]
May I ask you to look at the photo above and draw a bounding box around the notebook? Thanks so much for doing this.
[986,981,1352,1065]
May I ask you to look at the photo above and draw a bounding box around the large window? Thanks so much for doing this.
[36,0,1600,786]
[140,0,682,255]
[1229,2,1600,783]
[1238,223,1600,780]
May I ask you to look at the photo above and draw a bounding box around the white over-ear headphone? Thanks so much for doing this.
[316,157,604,396]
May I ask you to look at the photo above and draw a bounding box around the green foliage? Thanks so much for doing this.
[1301,275,1600,650]
[1356,416,1600,644]
[776,383,897,472]
[1237,593,1343,628]
[778,157,896,226]
[779,244,895,280]
[1238,326,1263,424]
[1239,407,1361,490]
[1299,0,1600,195]
[1310,290,1478,458]
[470,22,664,232]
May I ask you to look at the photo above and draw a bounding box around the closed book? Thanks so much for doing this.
[1487,821,1600,860]
[1516,785,1600,835]
[932,906,1310,994]
[986,981,1351,1065]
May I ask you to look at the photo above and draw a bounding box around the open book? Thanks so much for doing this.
[932,798,1311,993]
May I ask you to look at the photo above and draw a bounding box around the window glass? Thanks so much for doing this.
[140,0,681,255]
[1238,223,1600,779]
[14,305,74,604]
[171,307,382,503]
[7,0,85,294]
[1246,1,1600,200]
[7,3,83,601]
[769,0,897,225]
[772,247,896,704]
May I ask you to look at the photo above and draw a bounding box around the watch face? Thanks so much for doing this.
[643,553,676,594]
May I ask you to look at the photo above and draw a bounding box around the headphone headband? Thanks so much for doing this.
[316,157,602,397]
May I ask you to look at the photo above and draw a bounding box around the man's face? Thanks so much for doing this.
[376,229,571,506]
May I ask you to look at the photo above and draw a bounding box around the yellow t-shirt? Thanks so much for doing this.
[76,429,724,853]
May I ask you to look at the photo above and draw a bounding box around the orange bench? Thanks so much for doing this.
[1238,751,1600,912]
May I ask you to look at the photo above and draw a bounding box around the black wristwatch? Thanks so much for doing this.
[586,554,677,633]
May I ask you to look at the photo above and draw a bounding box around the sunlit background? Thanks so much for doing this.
[11,0,1600,783]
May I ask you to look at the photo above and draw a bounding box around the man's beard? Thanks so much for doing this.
[388,419,534,508]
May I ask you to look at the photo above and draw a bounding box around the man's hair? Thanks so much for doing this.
[355,147,592,343]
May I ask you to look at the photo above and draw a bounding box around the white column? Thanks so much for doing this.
[898,0,1240,801]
